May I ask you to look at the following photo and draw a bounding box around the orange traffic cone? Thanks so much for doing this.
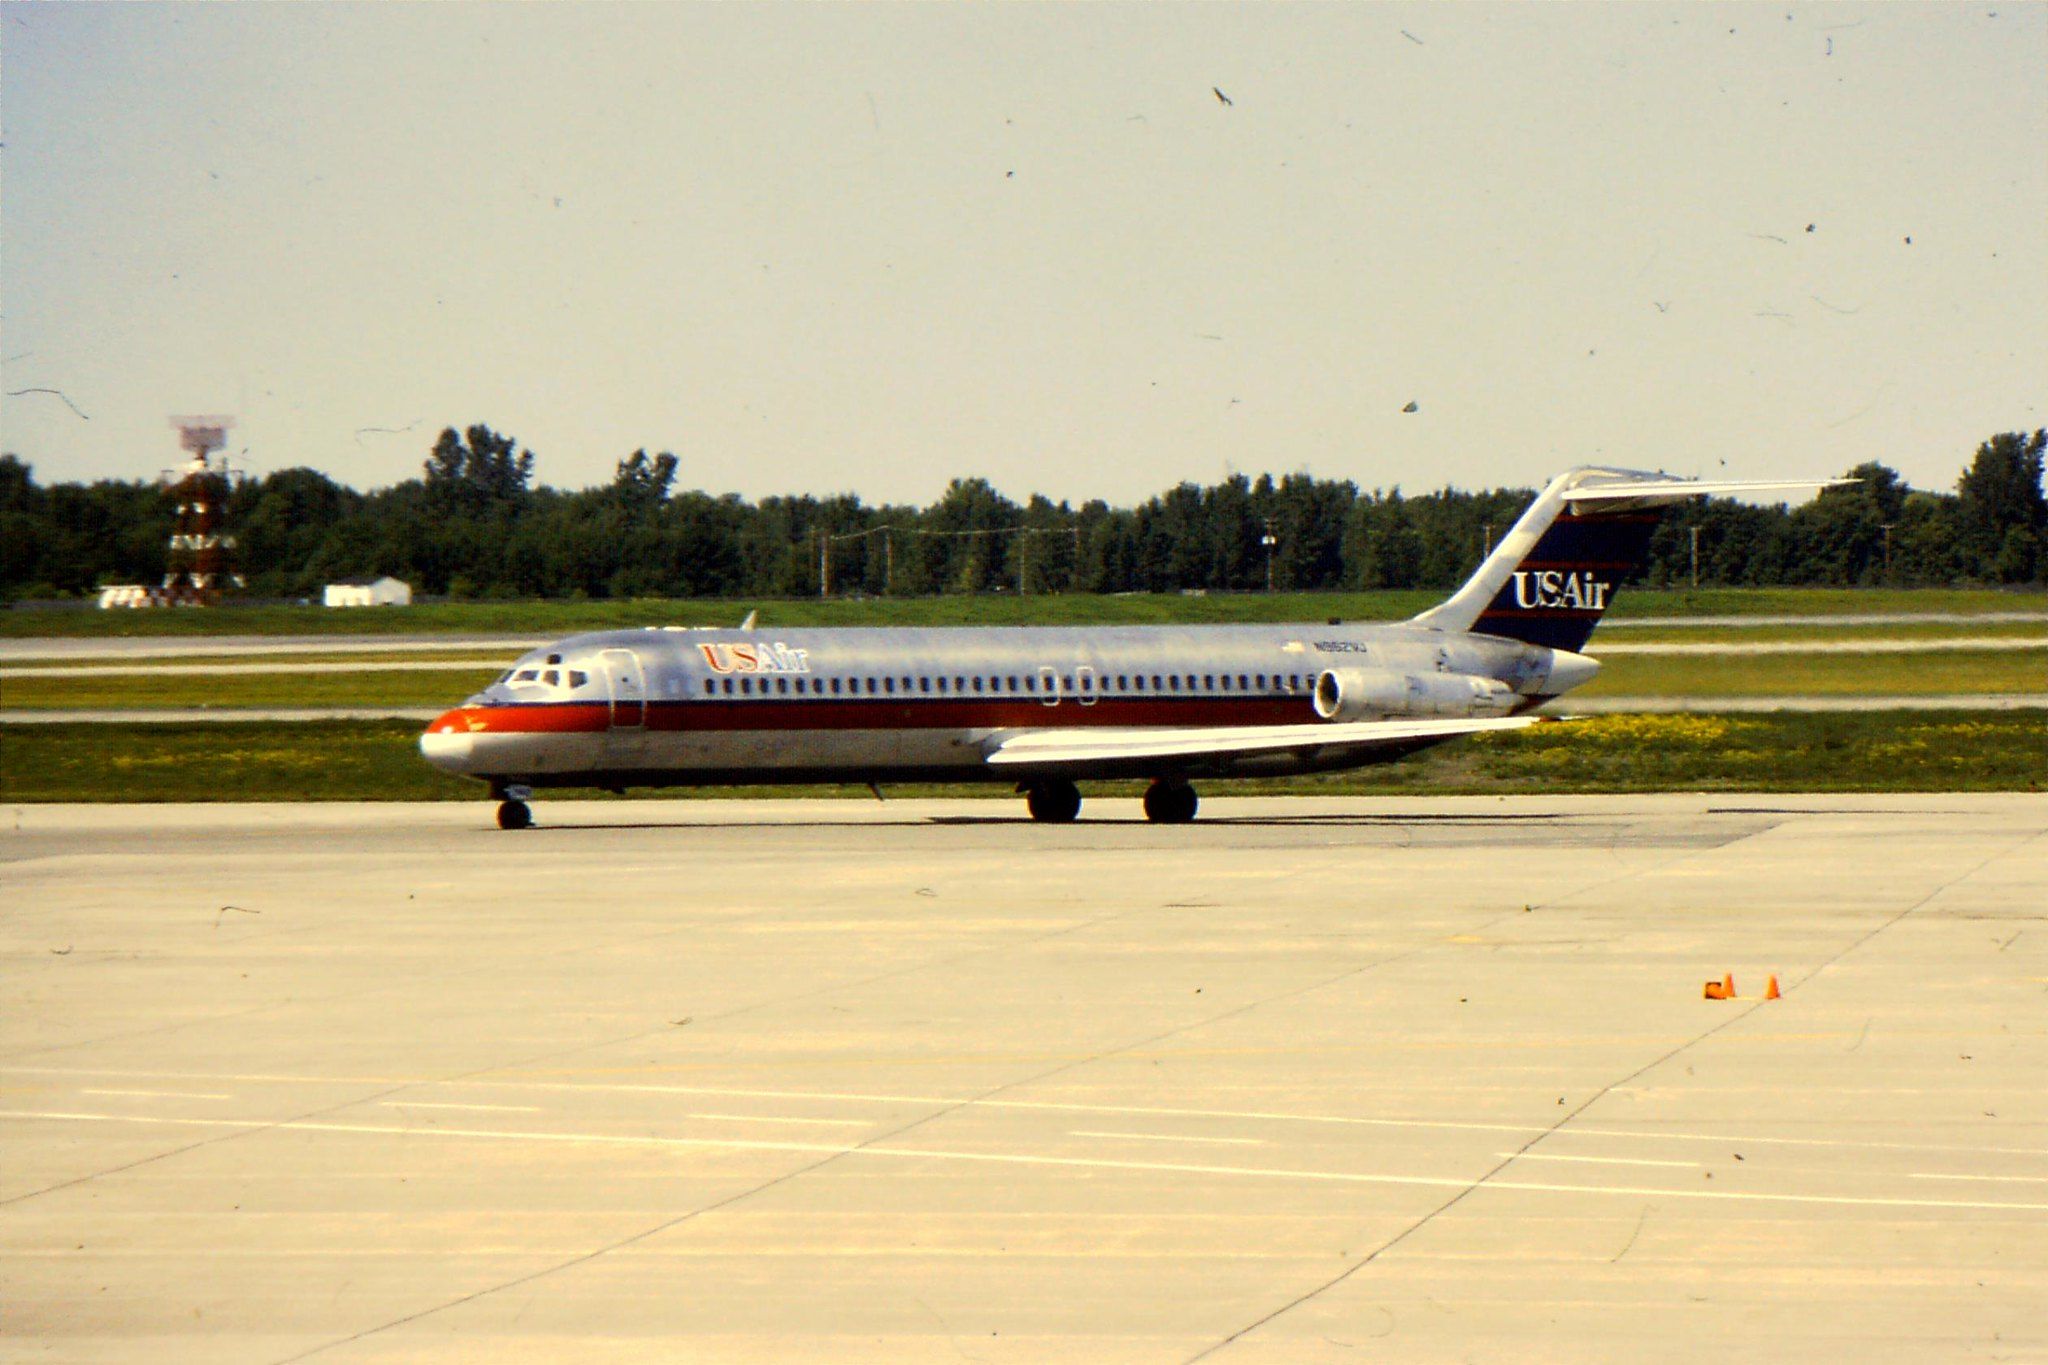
[1703,973,1735,1001]
[1764,974,1781,1000]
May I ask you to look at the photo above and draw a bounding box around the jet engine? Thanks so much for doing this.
[1313,667,1518,720]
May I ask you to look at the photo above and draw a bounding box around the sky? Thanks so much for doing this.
[2,2,2042,506]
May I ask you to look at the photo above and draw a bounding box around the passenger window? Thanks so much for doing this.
[1009,676,1020,691]
[703,679,716,695]
[1151,675,1163,690]
[1169,676,1180,692]
[830,677,842,695]
[741,678,753,695]
[884,677,895,694]
[923,677,934,694]
[972,676,984,693]
[570,671,588,689]
[777,677,790,694]
[1256,674,1267,690]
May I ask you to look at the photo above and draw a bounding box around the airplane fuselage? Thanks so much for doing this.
[420,620,1590,790]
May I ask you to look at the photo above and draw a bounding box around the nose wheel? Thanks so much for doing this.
[496,799,533,830]
[1142,779,1198,824]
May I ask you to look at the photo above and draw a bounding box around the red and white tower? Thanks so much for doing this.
[161,415,242,603]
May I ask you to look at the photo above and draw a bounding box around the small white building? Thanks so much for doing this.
[97,585,155,609]
[322,576,413,608]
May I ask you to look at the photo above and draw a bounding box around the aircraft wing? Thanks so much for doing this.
[982,715,1542,770]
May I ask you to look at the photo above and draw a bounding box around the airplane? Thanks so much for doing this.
[420,466,1845,828]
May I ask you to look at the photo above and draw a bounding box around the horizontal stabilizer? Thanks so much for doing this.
[984,715,1539,769]
[1412,466,1854,650]
[1564,476,1857,508]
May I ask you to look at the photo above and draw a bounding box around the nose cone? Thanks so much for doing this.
[419,709,477,773]
[1543,649,1601,696]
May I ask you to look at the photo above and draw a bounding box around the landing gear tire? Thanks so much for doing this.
[1025,779,1082,823]
[1142,779,1198,824]
[496,799,533,831]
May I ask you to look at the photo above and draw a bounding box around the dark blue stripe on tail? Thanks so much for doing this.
[1470,511,1660,652]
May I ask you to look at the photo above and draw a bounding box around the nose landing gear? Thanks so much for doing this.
[1142,778,1198,824]
[492,783,535,830]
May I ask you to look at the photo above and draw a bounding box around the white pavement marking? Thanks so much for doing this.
[0,636,543,662]
[1596,636,2048,655]
[6,1108,2047,1214]
[1547,694,2048,714]
[684,1112,871,1127]
[82,1088,232,1101]
[0,660,505,678]
[1497,1151,1698,1169]
[1910,1172,2048,1185]
[10,1066,2048,1159]
[1073,1130,1267,1147]
[0,707,445,724]
[375,1101,540,1113]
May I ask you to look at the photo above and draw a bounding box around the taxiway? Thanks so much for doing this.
[3,796,2044,1362]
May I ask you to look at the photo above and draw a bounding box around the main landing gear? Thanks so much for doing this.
[1021,778,1201,823]
[493,783,534,830]
[1023,778,1083,823]
[1142,778,1198,824]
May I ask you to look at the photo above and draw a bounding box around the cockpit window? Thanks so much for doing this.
[569,671,588,689]
[541,670,559,687]
[512,668,539,682]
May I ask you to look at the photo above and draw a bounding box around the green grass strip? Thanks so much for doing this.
[8,587,2044,639]
[1581,649,2047,697]
[6,643,2040,710]
[5,711,2040,803]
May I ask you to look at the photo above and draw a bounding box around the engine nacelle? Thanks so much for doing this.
[1313,667,1518,721]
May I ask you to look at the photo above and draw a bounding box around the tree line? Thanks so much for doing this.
[4,427,2044,602]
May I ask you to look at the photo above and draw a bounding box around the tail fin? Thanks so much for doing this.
[1411,468,1853,652]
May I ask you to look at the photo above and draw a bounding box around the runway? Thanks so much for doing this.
[4,796,2044,1362]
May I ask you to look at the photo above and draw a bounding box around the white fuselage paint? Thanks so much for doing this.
[420,622,1595,789]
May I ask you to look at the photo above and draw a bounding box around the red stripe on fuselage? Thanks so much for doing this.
[435,696,1318,735]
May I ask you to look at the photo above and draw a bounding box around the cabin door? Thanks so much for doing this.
[1037,665,1061,707]
[601,648,647,730]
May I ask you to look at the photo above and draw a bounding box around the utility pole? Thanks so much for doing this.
[1880,522,1895,577]
[1018,532,1028,596]
[1689,525,1701,588]
[1482,522,1492,560]
[884,529,893,596]
[819,531,829,599]
[1261,521,1278,593]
